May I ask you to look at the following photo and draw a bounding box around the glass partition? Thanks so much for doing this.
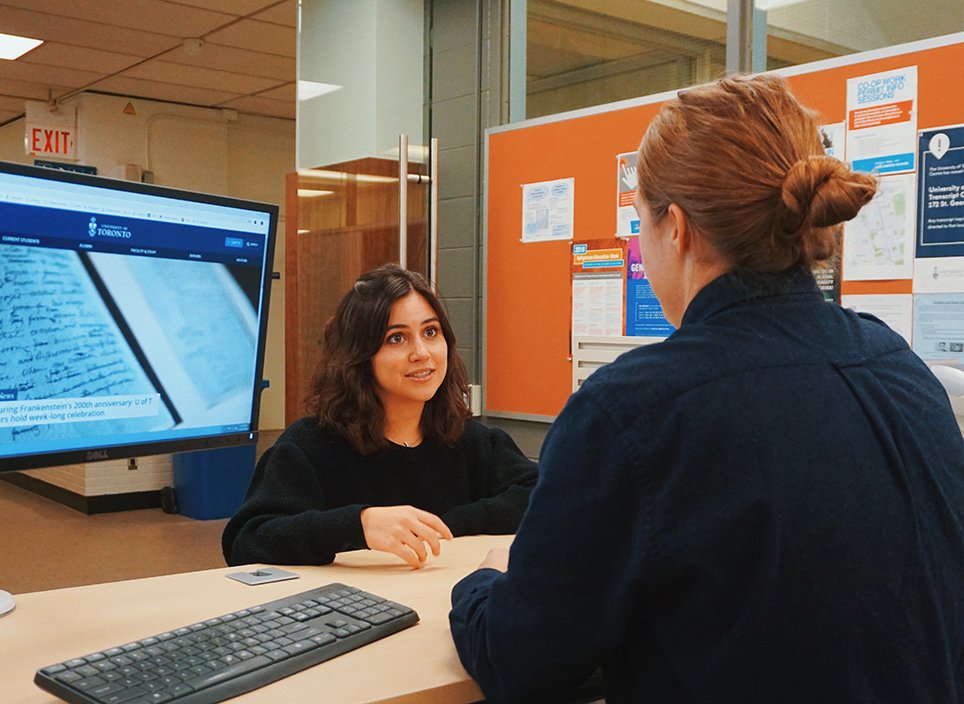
[758,0,964,71]
[518,0,963,120]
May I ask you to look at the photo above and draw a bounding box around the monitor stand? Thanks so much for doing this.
[0,589,14,616]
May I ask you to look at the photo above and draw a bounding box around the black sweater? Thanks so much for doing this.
[222,418,537,566]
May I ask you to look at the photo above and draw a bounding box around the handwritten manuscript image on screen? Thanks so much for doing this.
[0,246,259,449]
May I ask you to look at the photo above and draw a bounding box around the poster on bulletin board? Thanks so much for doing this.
[521,177,575,242]
[484,32,964,420]
[615,152,639,237]
[626,237,675,338]
[570,239,627,342]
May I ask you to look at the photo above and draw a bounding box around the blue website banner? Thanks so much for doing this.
[917,126,964,258]
[0,200,266,266]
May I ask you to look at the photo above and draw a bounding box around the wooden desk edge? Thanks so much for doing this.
[2,535,511,704]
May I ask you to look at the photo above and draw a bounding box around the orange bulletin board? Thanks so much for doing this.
[484,33,964,419]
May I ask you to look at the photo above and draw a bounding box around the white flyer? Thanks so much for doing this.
[521,177,575,242]
[846,66,917,174]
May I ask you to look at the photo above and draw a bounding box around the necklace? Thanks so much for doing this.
[384,420,421,448]
[386,434,419,448]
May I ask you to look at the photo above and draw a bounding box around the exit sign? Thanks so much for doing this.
[26,123,77,159]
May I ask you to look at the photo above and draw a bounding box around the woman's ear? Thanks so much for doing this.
[665,203,689,256]
[666,203,730,273]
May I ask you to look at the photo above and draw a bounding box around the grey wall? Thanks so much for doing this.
[429,0,485,381]
[428,0,549,459]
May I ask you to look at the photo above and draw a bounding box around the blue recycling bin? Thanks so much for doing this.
[172,445,257,520]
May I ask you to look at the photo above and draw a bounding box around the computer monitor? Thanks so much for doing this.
[0,161,278,473]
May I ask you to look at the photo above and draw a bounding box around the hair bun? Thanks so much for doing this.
[780,155,877,234]
[780,156,840,233]
[637,74,879,273]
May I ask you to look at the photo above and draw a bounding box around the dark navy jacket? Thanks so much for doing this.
[450,270,964,703]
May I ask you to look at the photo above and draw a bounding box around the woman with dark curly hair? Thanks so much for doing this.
[222,264,536,569]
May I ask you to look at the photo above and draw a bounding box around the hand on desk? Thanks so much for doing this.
[478,548,509,572]
[361,505,454,569]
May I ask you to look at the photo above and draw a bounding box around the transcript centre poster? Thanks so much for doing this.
[916,124,964,262]
[912,123,964,366]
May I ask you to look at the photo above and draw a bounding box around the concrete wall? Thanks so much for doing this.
[429,0,550,459]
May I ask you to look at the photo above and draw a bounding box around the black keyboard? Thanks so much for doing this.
[35,582,419,704]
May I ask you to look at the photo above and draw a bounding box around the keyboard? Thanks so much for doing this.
[35,582,419,704]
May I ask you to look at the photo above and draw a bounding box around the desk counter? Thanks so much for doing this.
[1,534,512,704]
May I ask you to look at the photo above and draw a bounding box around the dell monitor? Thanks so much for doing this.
[0,161,278,613]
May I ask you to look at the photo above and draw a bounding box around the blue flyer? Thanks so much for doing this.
[625,238,675,337]
[917,125,964,258]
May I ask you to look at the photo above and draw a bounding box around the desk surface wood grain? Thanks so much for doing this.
[1,534,512,704]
